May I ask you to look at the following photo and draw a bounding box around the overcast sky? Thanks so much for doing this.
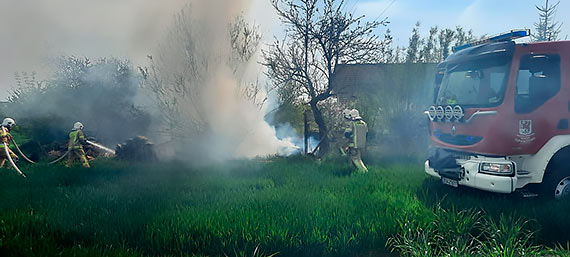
[0,0,568,99]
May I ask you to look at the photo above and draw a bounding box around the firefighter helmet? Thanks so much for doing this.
[73,122,84,131]
[349,109,361,120]
[342,109,351,120]
[1,118,16,128]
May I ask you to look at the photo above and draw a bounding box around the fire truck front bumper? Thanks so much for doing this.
[425,159,517,194]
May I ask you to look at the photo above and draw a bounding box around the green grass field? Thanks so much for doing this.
[0,156,569,257]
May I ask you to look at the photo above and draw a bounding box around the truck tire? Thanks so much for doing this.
[540,163,570,200]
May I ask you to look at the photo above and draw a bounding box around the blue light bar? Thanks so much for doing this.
[452,29,530,52]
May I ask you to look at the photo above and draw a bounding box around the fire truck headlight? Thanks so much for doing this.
[444,106,454,120]
[453,105,464,120]
[479,162,514,176]
[436,106,445,120]
[428,106,436,121]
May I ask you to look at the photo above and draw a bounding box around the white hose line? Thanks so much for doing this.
[86,140,115,155]
[49,150,69,165]
[11,139,35,164]
[3,142,25,177]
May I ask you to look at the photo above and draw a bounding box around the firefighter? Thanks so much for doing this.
[339,109,352,156]
[66,122,90,168]
[344,109,368,173]
[0,118,18,168]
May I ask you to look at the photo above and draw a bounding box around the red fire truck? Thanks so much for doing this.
[425,29,570,199]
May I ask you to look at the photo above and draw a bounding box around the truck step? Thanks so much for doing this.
[518,190,538,198]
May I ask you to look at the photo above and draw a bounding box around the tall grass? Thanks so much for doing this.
[417,177,570,247]
[0,156,568,256]
[386,205,548,256]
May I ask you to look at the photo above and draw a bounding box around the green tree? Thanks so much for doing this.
[420,26,438,63]
[453,26,475,48]
[533,0,563,41]
[406,22,423,63]
[383,29,395,63]
[401,24,476,64]
[438,28,455,61]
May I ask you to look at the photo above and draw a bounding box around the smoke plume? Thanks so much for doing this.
[142,1,300,162]
[0,0,298,162]
[6,57,150,149]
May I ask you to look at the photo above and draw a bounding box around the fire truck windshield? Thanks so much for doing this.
[436,55,511,107]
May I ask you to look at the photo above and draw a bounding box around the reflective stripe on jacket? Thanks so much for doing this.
[68,130,86,150]
[351,119,368,149]
[0,126,11,148]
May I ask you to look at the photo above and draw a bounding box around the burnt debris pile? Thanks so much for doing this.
[115,136,157,162]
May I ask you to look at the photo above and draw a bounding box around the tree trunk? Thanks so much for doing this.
[310,101,329,155]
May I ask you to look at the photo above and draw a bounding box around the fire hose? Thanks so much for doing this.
[86,140,115,155]
[49,141,114,165]
[3,142,25,177]
[48,149,69,164]
[1,127,26,177]
[11,138,35,164]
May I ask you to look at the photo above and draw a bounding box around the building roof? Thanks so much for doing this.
[331,63,437,101]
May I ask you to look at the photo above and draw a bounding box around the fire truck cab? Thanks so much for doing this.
[425,29,570,199]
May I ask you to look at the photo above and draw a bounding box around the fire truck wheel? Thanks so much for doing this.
[540,165,570,200]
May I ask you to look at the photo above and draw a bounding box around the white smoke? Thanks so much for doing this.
[274,123,318,155]
[202,66,300,159]
[145,0,301,162]
[0,0,300,161]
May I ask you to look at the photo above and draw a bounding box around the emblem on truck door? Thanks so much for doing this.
[519,120,532,135]
[516,120,536,144]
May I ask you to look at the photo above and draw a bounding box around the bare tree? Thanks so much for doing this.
[139,8,263,140]
[262,0,388,154]
[8,72,47,104]
[229,15,262,71]
[533,0,563,41]
[139,8,209,139]
[228,15,267,109]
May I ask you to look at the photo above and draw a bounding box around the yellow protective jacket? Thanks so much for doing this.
[68,129,86,150]
[344,119,368,149]
[0,126,12,148]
